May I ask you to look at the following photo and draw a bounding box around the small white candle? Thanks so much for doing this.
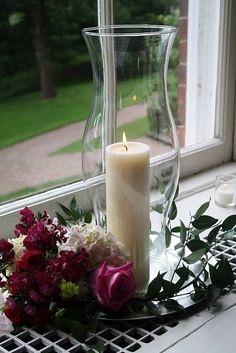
[215,183,234,207]
[106,133,150,292]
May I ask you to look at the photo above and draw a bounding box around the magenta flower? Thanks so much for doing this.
[89,262,136,310]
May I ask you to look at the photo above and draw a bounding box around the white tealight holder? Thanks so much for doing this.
[215,175,236,207]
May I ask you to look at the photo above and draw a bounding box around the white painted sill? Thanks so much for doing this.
[150,161,236,228]
[1,161,236,237]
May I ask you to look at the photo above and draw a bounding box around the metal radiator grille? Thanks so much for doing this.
[0,318,179,353]
[214,238,236,273]
[0,237,235,353]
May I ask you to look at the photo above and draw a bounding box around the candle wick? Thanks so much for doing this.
[124,144,128,151]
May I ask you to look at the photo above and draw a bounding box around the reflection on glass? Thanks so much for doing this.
[0,1,182,205]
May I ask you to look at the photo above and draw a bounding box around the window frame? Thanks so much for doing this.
[0,0,236,234]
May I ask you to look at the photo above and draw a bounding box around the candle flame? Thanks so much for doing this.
[122,131,128,151]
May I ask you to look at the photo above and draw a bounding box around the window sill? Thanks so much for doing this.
[1,161,236,237]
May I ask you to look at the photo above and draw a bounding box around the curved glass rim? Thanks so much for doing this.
[82,24,176,37]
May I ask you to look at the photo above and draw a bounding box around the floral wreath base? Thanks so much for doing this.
[0,196,236,352]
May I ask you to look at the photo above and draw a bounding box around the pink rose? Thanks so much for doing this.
[89,262,136,310]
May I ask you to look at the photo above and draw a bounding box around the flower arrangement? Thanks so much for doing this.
[0,196,236,352]
[0,205,136,345]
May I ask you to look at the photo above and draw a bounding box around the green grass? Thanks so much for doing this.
[0,71,177,151]
[0,175,81,204]
[0,82,92,150]
[50,116,149,155]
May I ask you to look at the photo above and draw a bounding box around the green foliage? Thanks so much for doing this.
[56,196,92,226]
[149,194,236,308]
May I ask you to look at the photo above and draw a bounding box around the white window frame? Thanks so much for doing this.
[181,0,236,177]
[0,0,236,235]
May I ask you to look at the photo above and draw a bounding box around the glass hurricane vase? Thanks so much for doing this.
[82,25,180,292]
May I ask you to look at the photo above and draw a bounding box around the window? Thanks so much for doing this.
[0,0,236,234]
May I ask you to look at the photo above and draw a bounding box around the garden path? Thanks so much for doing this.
[0,104,169,197]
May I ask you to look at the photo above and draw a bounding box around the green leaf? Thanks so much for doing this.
[187,239,207,252]
[162,279,178,297]
[203,268,209,282]
[145,273,164,300]
[55,212,68,226]
[192,215,218,229]
[191,229,203,237]
[87,342,105,353]
[222,230,234,240]
[173,184,179,200]
[174,241,182,249]
[144,301,161,317]
[183,248,206,264]
[65,319,87,342]
[70,196,77,210]
[89,311,104,333]
[176,266,189,281]
[193,200,210,219]
[161,299,184,312]
[127,299,145,314]
[206,284,221,305]
[152,204,164,214]
[169,201,177,220]
[177,246,185,257]
[180,220,187,244]
[58,203,72,217]
[75,207,83,221]
[155,176,165,194]
[222,214,236,231]
[165,226,172,248]
[84,212,92,223]
[191,289,206,302]
[207,224,221,244]
[171,226,181,233]
[209,259,234,289]
[71,207,79,221]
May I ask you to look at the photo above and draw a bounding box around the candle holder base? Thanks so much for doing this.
[100,249,210,322]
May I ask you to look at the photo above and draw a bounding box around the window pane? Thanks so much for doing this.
[0,1,97,204]
[113,0,221,152]
[0,0,225,206]
[113,0,181,159]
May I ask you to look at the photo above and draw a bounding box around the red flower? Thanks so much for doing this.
[16,250,45,272]
[8,272,34,295]
[23,220,67,252]
[4,297,22,324]
[14,224,28,236]
[19,207,35,227]
[0,239,14,262]
[22,303,51,326]
[35,271,61,297]
[14,207,35,237]
[48,249,89,283]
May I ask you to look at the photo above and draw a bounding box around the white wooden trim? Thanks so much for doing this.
[181,0,236,176]
[97,0,114,26]
[185,0,220,146]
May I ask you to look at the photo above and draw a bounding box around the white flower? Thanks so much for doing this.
[60,224,85,252]
[61,223,130,269]
[0,291,13,335]
[10,235,25,260]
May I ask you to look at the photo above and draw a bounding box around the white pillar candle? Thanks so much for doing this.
[215,183,234,207]
[106,137,150,293]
